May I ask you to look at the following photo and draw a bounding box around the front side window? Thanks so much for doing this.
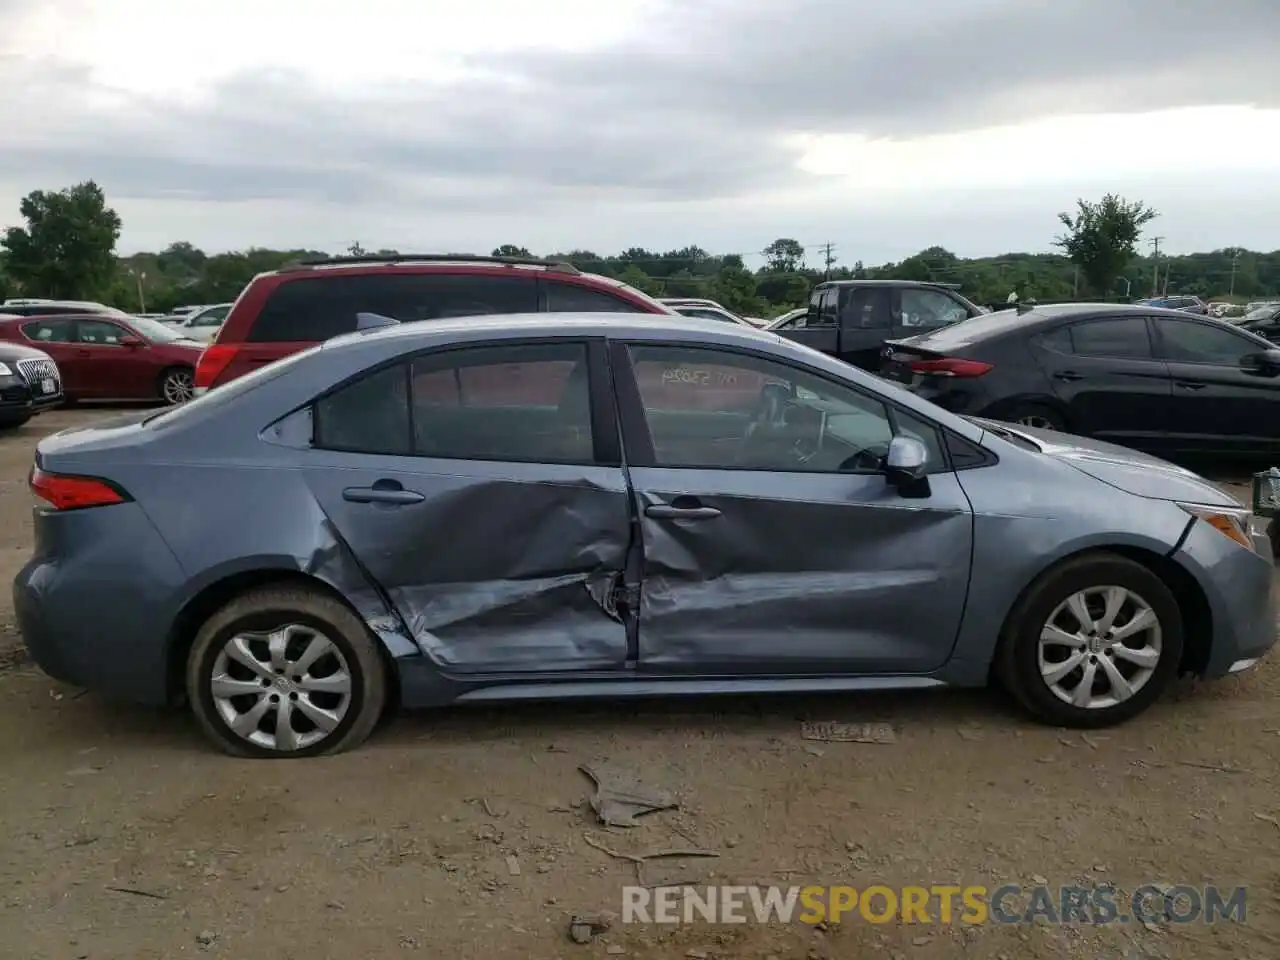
[21,319,75,343]
[312,342,594,463]
[1155,319,1258,365]
[249,274,539,342]
[1067,317,1152,358]
[900,289,967,330]
[76,319,128,345]
[627,344,943,472]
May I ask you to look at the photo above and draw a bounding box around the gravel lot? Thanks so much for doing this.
[1,409,1278,960]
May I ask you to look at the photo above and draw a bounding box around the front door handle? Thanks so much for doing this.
[645,503,721,521]
[342,480,425,505]
[1053,371,1084,382]
[1174,381,1206,390]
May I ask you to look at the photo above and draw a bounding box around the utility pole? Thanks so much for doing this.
[1229,249,1240,297]
[1149,237,1164,296]
[819,242,836,279]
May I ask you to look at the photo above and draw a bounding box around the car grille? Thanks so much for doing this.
[16,358,62,394]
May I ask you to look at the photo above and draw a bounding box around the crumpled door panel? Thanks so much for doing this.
[303,461,634,674]
[629,468,974,674]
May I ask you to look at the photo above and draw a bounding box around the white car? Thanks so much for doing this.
[168,303,232,342]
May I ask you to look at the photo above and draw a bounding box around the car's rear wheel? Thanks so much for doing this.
[996,553,1182,728]
[1005,402,1067,432]
[159,366,194,405]
[185,586,388,758]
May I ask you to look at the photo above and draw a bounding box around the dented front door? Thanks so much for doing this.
[617,341,974,676]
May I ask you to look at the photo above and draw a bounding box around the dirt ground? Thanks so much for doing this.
[1,409,1279,960]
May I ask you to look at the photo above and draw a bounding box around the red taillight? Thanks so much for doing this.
[908,357,993,378]
[29,467,128,510]
[194,344,239,389]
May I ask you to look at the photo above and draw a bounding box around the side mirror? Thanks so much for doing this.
[884,435,930,497]
[118,335,143,347]
[1240,349,1280,376]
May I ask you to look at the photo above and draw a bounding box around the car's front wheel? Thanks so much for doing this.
[185,586,388,758]
[996,553,1183,728]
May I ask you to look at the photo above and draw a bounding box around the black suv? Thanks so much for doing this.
[772,280,985,370]
[0,340,64,429]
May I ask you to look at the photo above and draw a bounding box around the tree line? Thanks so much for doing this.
[2,182,1278,319]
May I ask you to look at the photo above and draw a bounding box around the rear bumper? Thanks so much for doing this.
[1173,518,1276,677]
[13,502,186,704]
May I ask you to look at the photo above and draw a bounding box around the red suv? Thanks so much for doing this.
[194,254,674,392]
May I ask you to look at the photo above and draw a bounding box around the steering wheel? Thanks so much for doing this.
[837,442,890,473]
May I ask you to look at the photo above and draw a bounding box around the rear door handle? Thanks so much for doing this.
[1053,371,1084,382]
[645,503,721,521]
[1174,381,1206,390]
[342,481,425,505]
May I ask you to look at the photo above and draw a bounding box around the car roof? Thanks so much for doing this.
[816,280,964,289]
[323,311,777,352]
[897,301,1216,349]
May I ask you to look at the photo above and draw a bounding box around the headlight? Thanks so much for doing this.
[0,363,12,376]
[1177,502,1255,551]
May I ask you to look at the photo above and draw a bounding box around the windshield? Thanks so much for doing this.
[131,316,194,342]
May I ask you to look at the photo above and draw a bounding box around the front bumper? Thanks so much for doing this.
[0,373,62,413]
[1173,518,1276,678]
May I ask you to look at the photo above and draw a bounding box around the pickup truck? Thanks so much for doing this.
[773,279,986,370]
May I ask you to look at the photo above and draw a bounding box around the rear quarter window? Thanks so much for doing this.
[545,281,645,313]
[246,273,539,342]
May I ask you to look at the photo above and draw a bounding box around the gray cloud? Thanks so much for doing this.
[0,0,1277,220]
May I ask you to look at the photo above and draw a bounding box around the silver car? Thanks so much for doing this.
[15,313,1274,757]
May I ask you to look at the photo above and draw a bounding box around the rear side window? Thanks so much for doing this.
[1067,317,1152,358]
[247,273,539,342]
[843,287,892,329]
[21,319,75,343]
[544,281,640,313]
[311,342,595,463]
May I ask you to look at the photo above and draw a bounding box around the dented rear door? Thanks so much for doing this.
[300,339,633,674]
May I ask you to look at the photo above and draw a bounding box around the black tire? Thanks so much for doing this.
[0,414,31,430]
[995,552,1183,728]
[158,366,195,405]
[1004,402,1067,432]
[185,586,388,758]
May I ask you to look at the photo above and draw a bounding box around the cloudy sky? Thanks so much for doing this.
[1,0,1277,265]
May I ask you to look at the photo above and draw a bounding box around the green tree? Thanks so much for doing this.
[347,241,368,256]
[2,181,122,298]
[618,264,663,296]
[763,238,805,273]
[492,244,532,258]
[1054,194,1158,298]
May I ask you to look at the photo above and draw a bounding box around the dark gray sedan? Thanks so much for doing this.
[15,313,1275,757]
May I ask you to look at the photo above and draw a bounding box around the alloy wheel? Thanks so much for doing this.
[163,370,194,404]
[209,624,353,752]
[1016,414,1058,431]
[1037,586,1162,710]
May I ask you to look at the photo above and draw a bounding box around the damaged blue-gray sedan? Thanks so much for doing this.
[14,312,1275,757]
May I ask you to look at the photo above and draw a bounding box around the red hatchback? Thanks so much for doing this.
[0,313,205,404]
[194,253,674,392]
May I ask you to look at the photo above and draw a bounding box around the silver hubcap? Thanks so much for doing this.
[163,370,194,404]
[210,624,353,752]
[1038,586,1162,710]
[1017,414,1057,430]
